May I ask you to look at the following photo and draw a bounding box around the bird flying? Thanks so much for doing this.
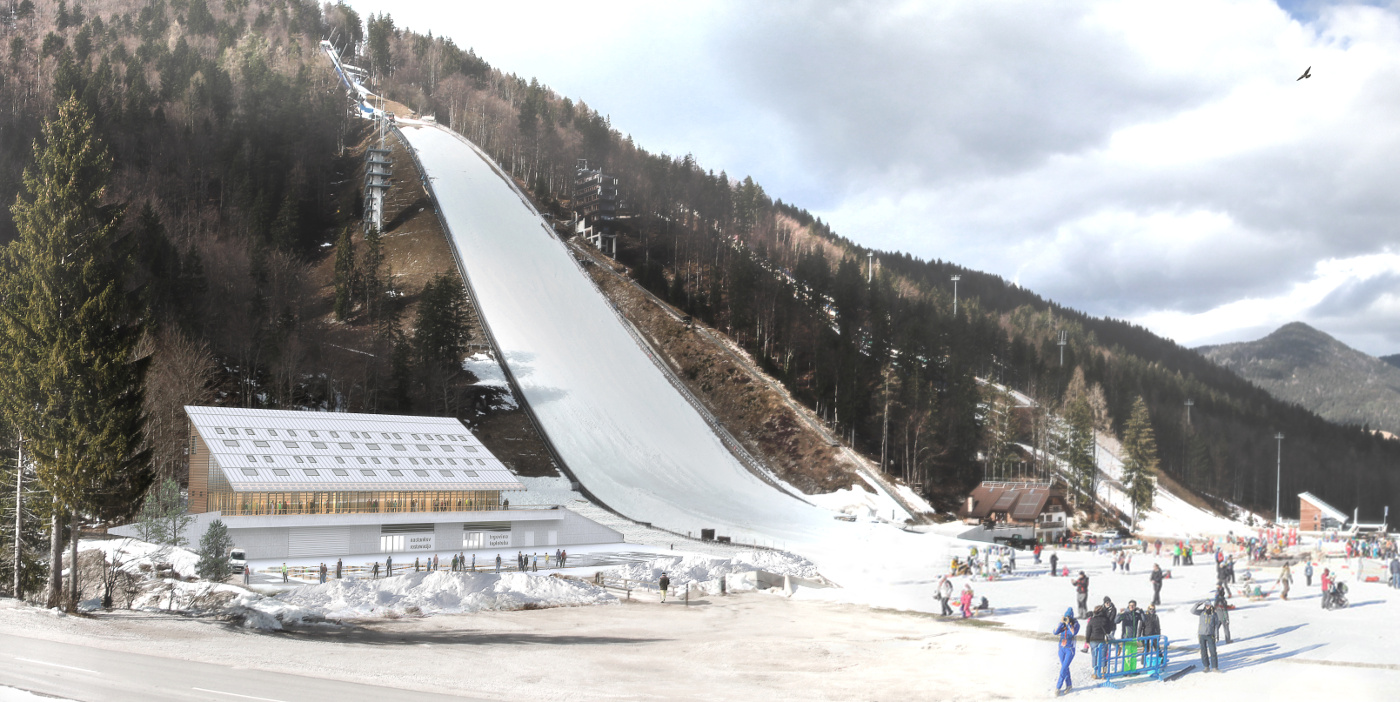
[1297,66,1312,81]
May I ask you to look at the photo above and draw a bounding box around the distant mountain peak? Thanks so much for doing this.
[1198,323,1400,434]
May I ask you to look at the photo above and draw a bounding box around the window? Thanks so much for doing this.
[312,442,327,449]
[242,468,258,476]
[304,469,319,476]
[475,459,485,466]
[254,441,270,448]
[283,442,298,448]
[409,458,420,465]
[388,458,399,465]
[272,469,289,477]
[356,457,367,464]
[433,458,444,466]
[335,457,346,464]
[228,428,239,434]
[382,433,392,439]
[371,457,382,465]
[309,431,319,438]
[223,440,239,447]
[393,433,403,439]
[441,446,454,452]
[411,434,420,440]
[287,430,297,437]
[330,431,340,438]
[388,470,403,477]
[416,445,429,451]
[446,458,457,466]
[440,470,454,478]
[333,469,348,476]
[263,456,274,463]
[464,446,478,452]
[339,443,353,449]
[360,469,376,476]
[414,470,429,477]
[293,456,304,464]
[215,427,226,435]
[268,429,278,436]
[464,471,478,478]
[308,457,318,464]
[367,443,380,450]
[391,444,405,451]
[246,455,257,463]
[245,428,256,435]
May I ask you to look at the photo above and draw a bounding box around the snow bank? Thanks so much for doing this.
[607,551,821,594]
[80,538,200,579]
[462,352,518,410]
[276,570,615,619]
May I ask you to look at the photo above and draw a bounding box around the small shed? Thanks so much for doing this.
[1298,492,1348,532]
[963,481,1069,541]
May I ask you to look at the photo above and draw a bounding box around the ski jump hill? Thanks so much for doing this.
[396,123,865,553]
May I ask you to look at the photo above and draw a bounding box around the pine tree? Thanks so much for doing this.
[1122,396,1159,524]
[414,275,470,371]
[332,225,357,321]
[0,97,152,609]
[134,478,193,547]
[1065,396,1097,511]
[195,519,233,581]
[362,225,384,324]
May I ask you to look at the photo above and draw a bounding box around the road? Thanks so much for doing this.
[0,633,481,702]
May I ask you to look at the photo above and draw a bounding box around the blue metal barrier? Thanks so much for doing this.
[1095,635,1170,687]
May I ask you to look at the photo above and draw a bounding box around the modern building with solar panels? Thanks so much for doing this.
[116,406,622,560]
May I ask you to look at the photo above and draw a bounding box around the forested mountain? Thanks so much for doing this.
[0,0,1395,531]
[1198,322,1400,436]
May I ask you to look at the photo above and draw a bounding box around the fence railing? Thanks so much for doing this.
[1091,634,1170,686]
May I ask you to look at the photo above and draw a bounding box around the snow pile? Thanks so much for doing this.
[462,352,517,409]
[80,538,200,579]
[276,570,615,619]
[608,551,822,593]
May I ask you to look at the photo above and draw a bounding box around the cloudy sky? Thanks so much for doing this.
[348,0,1400,356]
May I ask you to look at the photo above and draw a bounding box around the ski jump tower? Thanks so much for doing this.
[364,101,392,232]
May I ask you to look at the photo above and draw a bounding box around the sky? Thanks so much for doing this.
[347,0,1400,356]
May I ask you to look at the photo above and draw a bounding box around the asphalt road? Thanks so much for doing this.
[0,632,484,702]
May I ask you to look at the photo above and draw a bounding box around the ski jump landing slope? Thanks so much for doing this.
[399,124,850,549]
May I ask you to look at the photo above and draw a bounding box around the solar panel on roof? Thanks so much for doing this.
[992,492,1018,511]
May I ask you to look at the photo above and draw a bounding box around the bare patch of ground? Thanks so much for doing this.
[570,243,858,495]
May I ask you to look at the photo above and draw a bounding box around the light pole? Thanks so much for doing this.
[1184,399,1193,425]
[1275,432,1284,524]
[951,275,961,315]
[1057,330,1067,367]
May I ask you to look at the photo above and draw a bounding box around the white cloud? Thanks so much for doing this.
[347,0,1400,354]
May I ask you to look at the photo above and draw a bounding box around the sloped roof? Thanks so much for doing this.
[966,483,1064,521]
[187,406,524,493]
[1298,491,1348,522]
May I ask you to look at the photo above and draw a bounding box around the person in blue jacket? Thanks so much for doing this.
[1054,607,1081,695]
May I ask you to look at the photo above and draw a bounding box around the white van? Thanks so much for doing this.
[229,548,247,575]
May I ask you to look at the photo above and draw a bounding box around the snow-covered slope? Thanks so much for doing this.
[398,124,851,549]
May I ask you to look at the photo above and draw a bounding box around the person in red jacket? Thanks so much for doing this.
[1320,568,1332,609]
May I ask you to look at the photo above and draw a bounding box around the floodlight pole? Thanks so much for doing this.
[1275,432,1284,524]
[1057,331,1067,367]
[951,275,961,315]
[1184,399,1194,426]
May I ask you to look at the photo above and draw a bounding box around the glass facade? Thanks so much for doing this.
[207,489,504,516]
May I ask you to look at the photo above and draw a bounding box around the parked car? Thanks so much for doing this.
[229,548,247,575]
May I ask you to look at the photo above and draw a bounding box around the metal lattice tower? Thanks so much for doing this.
[364,100,392,232]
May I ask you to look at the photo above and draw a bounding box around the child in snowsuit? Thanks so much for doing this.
[1054,607,1080,695]
[960,584,974,618]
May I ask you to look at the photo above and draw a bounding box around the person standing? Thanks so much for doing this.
[1320,568,1332,608]
[335,558,343,580]
[1085,605,1111,679]
[1034,543,1043,564]
[1191,600,1221,672]
[386,555,393,577]
[1305,561,1313,587]
[1072,571,1090,618]
[960,584,974,618]
[1101,596,1117,627]
[495,554,502,574]
[243,564,251,587]
[1150,564,1165,606]
[372,562,380,579]
[936,575,954,616]
[1050,552,1059,577]
[1213,586,1232,643]
[1389,555,1399,589]
[1116,600,1144,672]
[281,563,288,583]
[1277,563,1293,600]
[1054,608,1080,696]
[1141,603,1162,663]
[659,573,670,603]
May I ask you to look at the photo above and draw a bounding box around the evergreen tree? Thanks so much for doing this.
[332,225,357,321]
[134,478,193,547]
[362,225,384,323]
[1122,396,1159,523]
[414,275,470,371]
[195,519,233,581]
[0,97,152,609]
[1065,396,1097,511]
